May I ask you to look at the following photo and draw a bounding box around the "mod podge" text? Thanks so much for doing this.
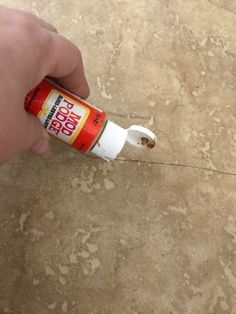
[48,97,82,137]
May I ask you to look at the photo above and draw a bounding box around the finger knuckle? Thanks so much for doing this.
[15,13,38,33]
[42,30,53,46]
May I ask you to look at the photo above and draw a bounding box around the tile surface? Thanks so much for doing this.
[0,0,236,313]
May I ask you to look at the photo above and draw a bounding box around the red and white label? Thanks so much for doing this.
[25,79,106,153]
[39,90,90,145]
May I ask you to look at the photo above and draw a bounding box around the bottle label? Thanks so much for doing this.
[25,80,106,153]
[38,89,90,145]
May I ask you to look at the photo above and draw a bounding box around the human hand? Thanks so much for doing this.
[0,5,89,164]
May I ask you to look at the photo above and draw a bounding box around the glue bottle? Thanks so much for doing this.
[24,79,156,161]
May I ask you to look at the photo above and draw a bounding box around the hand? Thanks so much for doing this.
[0,5,89,164]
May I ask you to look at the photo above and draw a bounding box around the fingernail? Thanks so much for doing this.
[31,138,49,155]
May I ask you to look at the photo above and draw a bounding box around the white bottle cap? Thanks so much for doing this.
[90,120,157,161]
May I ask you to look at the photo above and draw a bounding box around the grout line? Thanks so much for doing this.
[88,155,236,176]
[115,158,236,176]
[208,0,236,17]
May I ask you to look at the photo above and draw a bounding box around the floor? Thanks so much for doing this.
[0,0,236,313]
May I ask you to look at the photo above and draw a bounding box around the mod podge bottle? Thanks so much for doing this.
[25,79,156,160]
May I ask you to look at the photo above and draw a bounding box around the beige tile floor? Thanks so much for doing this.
[0,0,236,313]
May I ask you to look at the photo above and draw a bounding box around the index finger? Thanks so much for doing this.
[47,33,90,99]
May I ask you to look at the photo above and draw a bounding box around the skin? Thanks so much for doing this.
[0,5,90,164]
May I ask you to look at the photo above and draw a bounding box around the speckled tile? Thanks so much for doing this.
[0,0,236,313]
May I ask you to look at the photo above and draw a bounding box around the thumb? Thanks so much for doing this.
[20,111,50,155]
